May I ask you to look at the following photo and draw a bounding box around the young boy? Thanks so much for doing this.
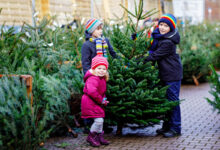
[145,14,183,138]
[81,18,117,75]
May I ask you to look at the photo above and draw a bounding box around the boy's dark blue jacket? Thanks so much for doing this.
[145,29,183,82]
[81,31,117,75]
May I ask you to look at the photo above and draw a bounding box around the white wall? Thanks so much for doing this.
[172,0,205,24]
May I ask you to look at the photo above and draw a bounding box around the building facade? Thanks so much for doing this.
[0,0,218,26]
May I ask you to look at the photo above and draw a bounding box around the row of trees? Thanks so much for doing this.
[0,18,84,149]
[179,23,220,85]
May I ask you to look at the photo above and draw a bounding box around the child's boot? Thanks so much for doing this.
[86,132,100,147]
[98,131,110,145]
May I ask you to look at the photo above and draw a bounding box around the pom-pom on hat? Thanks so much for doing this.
[91,55,108,70]
[85,18,103,34]
[158,14,177,31]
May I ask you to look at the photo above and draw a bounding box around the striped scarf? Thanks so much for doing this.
[89,37,108,58]
[149,28,168,52]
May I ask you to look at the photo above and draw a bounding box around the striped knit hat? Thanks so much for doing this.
[158,14,177,31]
[91,55,108,70]
[85,18,103,34]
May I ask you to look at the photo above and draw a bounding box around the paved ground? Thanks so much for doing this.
[43,83,220,150]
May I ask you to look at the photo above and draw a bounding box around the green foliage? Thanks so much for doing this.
[119,0,157,33]
[210,47,220,69]
[0,17,84,74]
[105,0,176,127]
[0,16,84,149]
[109,24,151,59]
[106,57,176,125]
[179,23,220,83]
[38,64,83,134]
[206,65,220,113]
[0,26,28,73]
[0,77,51,150]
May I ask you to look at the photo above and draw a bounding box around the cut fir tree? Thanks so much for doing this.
[206,65,220,113]
[105,0,177,135]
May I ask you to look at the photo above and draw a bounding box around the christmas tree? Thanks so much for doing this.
[206,65,220,113]
[105,0,177,134]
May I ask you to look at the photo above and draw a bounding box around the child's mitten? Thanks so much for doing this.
[131,33,137,41]
[102,98,109,106]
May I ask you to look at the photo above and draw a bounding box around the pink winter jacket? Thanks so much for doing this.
[81,70,106,119]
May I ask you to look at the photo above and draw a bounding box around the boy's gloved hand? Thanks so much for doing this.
[131,33,137,41]
[149,50,154,54]
[102,98,109,106]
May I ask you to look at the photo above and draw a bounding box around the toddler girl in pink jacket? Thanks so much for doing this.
[81,55,110,147]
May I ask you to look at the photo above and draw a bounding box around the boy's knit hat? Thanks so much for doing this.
[85,18,103,34]
[91,55,108,70]
[158,14,177,31]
